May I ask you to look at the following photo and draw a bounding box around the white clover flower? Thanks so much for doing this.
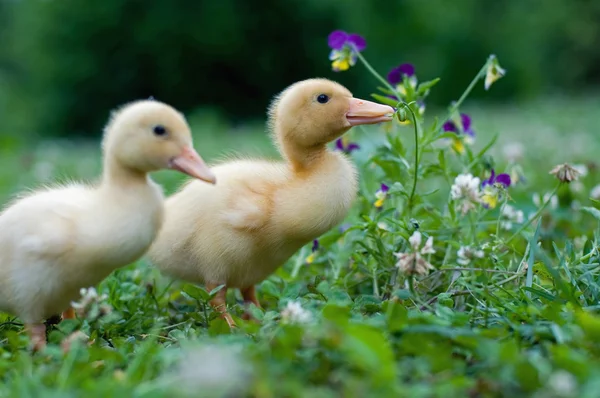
[570,181,585,193]
[533,192,558,209]
[500,204,524,230]
[281,301,313,324]
[502,142,524,163]
[450,173,481,215]
[394,231,436,276]
[571,163,588,178]
[456,246,485,266]
[170,344,251,397]
[591,184,600,200]
[71,287,111,317]
[550,163,580,183]
[548,370,577,397]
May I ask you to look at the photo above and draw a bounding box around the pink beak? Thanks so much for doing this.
[346,98,395,126]
[169,146,216,184]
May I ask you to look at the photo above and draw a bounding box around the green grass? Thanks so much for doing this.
[1,96,600,398]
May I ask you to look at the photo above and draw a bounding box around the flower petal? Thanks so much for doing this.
[495,173,512,187]
[398,63,415,77]
[328,30,348,50]
[347,143,360,152]
[380,183,389,192]
[387,67,402,85]
[332,59,350,72]
[347,33,366,51]
[443,121,457,132]
[451,138,465,154]
[481,192,498,209]
[335,138,344,151]
[460,113,471,131]
[311,239,319,252]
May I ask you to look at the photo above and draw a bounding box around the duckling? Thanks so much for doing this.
[0,100,216,350]
[148,78,393,326]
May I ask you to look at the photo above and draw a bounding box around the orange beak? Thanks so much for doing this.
[169,146,216,184]
[346,98,395,126]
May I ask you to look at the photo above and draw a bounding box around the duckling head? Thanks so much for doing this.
[268,79,394,168]
[102,100,216,183]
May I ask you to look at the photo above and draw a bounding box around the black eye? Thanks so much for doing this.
[317,94,329,104]
[153,125,167,136]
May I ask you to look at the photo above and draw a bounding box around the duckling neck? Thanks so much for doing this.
[100,157,149,188]
[281,141,327,172]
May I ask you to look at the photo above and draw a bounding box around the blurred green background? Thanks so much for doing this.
[1,0,599,139]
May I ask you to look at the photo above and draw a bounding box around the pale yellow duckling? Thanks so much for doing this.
[0,100,216,350]
[148,78,393,326]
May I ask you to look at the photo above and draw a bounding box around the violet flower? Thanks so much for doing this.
[327,30,366,72]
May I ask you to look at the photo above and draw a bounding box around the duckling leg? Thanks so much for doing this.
[241,285,261,320]
[62,306,76,320]
[25,323,47,351]
[205,283,236,328]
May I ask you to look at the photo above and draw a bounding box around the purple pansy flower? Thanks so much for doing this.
[481,169,511,209]
[374,183,389,208]
[443,113,476,154]
[387,63,415,85]
[311,239,319,252]
[482,169,511,188]
[443,113,475,138]
[327,30,366,72]
[335,138,360,154]
[327,30,367,51]
[305,239,320,264]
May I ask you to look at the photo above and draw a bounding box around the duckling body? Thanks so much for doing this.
[0,100,215,349]
[149,78,394,325]
[153,151,356,289]
[0,178,163,323]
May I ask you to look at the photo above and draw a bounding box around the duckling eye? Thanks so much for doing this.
[153,125,167,137]
[317,94,329,104]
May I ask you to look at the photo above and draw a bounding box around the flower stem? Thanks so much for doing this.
[506,183,561,244]
[354,50,421,211]
[447,62,488,119]
[354,50,399,98]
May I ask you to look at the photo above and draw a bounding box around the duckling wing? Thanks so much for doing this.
[0,186,85,265]
[0,186,85,318]
[222,181,273,231]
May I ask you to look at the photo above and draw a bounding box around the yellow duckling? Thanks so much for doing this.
[148,78,393,326]
[0,100,216,350]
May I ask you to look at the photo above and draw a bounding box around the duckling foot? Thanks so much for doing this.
[25,323,47,352]
[206,283,237,328]
[241,285,261,321]
[62,306,76,320]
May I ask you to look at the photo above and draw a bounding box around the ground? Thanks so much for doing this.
[0,96,600,398]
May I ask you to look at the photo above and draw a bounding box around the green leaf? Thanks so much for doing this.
[417,77,441,95]
[208,284,226,298]
[370,93,400,108]
[181,284,210,301]
[522,287,556,301]
[582,206,600,221]
[376,86,395,96]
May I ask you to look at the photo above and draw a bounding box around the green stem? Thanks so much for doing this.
[447,62,488,118]
[354,50,421,211]
[354,50,400,98]
[405,105,419,211]
[506,183,561,244]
